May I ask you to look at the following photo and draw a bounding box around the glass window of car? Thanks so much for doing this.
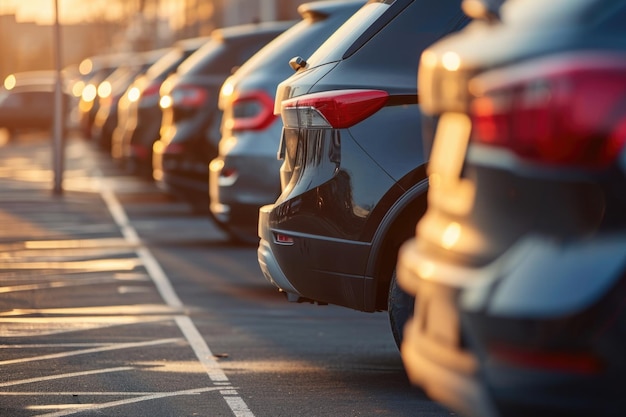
[502,0,617,26]
[305,0,410,67]
[0,91,22,107]
[176,39,227,75]
[145,48,188,80]
[234,10,358,78]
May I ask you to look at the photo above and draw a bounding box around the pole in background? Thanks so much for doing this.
[52,0,64,195]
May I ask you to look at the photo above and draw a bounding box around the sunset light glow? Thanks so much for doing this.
[0,0,185,25]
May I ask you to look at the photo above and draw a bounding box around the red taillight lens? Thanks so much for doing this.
[170,84,208,108]
[163,142,185,155]
[469,54,626,168]
[229,90,276,131]
[281,89,389,129]
[490,343,603,375]
[142,82,161,98]
[137,81,163,108]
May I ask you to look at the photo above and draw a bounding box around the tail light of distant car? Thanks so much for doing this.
[138,80,163,107]
[468,53,626,169]
[168,84,208,109]
[224,89,276,132]
[280,89,389,129]
[488,343,604,375]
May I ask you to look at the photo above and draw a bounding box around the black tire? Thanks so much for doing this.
[388,268,415,350]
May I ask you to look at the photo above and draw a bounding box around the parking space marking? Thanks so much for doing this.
[0,315,175,337]
[0,258,142,271]
[0,338,182,366]
[0,367,134,387]
[0,273,141,293]
[0,389,223,395]
[97,176,256,417]
[11,387,227,417]
[0,304,183,317]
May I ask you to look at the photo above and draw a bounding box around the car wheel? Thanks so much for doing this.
[388,268,415,349]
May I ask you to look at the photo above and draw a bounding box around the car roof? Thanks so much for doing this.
[297,0,366,18]
[211,20,296,42]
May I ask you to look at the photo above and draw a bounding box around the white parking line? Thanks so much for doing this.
[97,176,256,417]
[0,338,182,366]
[0,367,133,387]
[19,387,226,417]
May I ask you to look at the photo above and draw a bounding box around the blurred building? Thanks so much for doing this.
[0,0,320,80]
[0,13,123,80]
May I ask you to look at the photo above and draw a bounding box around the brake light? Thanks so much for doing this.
[490,343,603,375]
[163,142,185,155]
[227,90,276,131]
[169,84,208,108]
[142,82,161,98]
[281,89,389,129]
[136,80,163,108]
[469,53,626,168]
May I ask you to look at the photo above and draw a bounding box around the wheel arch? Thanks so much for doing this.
[365,177,429,311]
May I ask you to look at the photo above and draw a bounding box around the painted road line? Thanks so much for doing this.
[0,315,176,337]
[0,389,224,396]
[96,175,256,417]
[0,367,134,387]
[30,387,228,417]
[0,304,184,317]
[0,338,182,366]
[0,273,141,294]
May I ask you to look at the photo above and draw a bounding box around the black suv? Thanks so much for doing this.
[257,0,468,347]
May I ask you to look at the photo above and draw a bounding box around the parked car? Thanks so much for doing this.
[208,0,366,244]
[397,0,626,416]
[152,20,294,212]
[257,0,469,348]
[92,48,170,152]
[0,71,69,139]
[111,36,210,178]
[77,52,133,139]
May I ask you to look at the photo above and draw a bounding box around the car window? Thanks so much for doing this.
[0,91,22,107]
[501,0,612,26]
[145,48,186,80]
[305,1,396,67]
[234,7,361,79]
[177,40,224,75]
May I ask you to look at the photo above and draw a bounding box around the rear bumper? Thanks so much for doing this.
[398,233,626,417]
[257,204,300,296]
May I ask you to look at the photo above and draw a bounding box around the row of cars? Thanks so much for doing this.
[6,0,622,415]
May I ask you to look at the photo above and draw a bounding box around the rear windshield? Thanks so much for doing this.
[145,40,204,81]
[305,0,404,67]
[502,0,614,26]
[145,48,187,80]
[233,6,361,79]
[177,40,229,75]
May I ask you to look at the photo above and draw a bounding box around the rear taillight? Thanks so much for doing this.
[469,53,626,168]
[490,343,603,375]
[169,84,208,109]
[139,81,162,107]
[281,89,389,129]
[163,142,185,155]
[227,90,276,131]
